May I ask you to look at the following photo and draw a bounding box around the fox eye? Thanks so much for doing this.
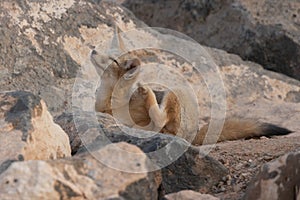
[124,58,141,70]
[123,58,141,80]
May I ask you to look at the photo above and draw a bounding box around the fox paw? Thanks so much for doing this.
[136,82,149,96]
[138,86,149,96]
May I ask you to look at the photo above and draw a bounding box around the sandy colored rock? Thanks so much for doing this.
[0,142,158,200]
[0,91,71,174]
[206,47,300,133]
[0,0,143,116]
[164,190,219,200]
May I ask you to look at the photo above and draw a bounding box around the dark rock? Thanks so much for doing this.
[73,112,228,194]
[123,0,300,80]
[244,150,300,200]
[55,112,82,155]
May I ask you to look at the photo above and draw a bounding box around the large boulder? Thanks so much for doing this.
[123,0,300,80]
[207,47,300,133]
[0,0,300,123]
[0,91,71,174]
[63,111,229,194]
[0,142,158,200]
[0,0,144,116]
[1,0,299,130]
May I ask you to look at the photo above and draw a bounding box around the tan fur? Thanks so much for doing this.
[92,25,290,145]
[195,119,265,145]
[129,85,180,133]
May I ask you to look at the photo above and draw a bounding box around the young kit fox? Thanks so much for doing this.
[91,26,292,145]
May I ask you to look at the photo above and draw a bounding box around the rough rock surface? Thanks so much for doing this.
[207,47,300,133]
[0,142,158,200]
[0,0,144,116]
[0,91,71,174]
[244,150,300,200]
[164,190,219,200]
[123,0,300,80]
[70,111,228,194]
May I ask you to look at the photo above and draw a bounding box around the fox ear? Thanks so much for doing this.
[123,58,141,80]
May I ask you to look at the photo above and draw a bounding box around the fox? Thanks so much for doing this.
[91,25,292,145]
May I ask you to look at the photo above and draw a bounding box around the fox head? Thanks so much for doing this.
[91,50,141,81]
[92,25,142,113]
[90,24,141,81]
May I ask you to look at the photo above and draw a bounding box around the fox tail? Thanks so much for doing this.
[193,119,292,145]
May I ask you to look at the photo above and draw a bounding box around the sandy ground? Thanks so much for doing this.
[207,133,300,199]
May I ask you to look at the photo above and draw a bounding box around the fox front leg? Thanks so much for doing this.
[137,84,167,131]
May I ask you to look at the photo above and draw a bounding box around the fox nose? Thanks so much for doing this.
[91,50,98,55]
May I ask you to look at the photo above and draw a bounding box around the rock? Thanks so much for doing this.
[0,0,145,116]
[123,0,300,80]
[0,0,78,115]
[164,190,219,200]
[0,91,71,174]
[160,146,227,194]
[0,142,158,200]
[70,112,228,194]
[54,112,82,155]
[208,136,300,199]
[244,150,300,200]
[205,47,300,133]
